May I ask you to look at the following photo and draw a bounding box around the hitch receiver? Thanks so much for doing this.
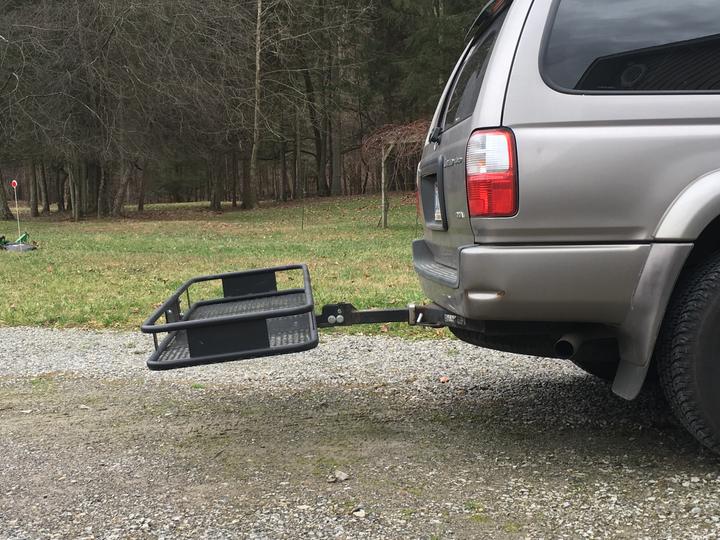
[142,264,469,371]
[317,303,461,329]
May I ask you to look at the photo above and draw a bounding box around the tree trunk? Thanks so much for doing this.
[81,161,90,216]
[97,163,107,218]
[328,122,335,195]
[56,168,65,212]
[272,161,279,202]
[240,157,251,209]
[330,114,343,195]
[0,168,14,221]
[64,171,72,214]
[360,152,369,194]
[137,163,146,212]
[88,161,100,216]
[73,164,82,221]
[330,35,343,196]
[209,158,222,211]
[110,161,132,217]
[331,114,342,196]
[66,161,82,222]
[381,143,394,229]
[436,0,445,88]
[245,0,262,210]
[302,70,327,197]
[231,149,239,208]
[39,161,50,213]
[319,115,329,196]
[294,105,302,199]
[280,140,289,202]
[245,139,258,207]
[29,162,39,217]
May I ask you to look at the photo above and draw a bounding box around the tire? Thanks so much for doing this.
[656,251,720,454]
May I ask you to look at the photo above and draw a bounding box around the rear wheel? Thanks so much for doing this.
[656,251,720,454]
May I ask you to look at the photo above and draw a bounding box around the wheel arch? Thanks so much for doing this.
[655,168,720,241]
[613,174,720,400]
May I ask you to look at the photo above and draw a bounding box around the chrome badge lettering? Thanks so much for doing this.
[444,157,464,168]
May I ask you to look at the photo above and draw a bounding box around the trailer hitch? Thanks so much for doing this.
[317,302,464,329]
[141,264,470,371]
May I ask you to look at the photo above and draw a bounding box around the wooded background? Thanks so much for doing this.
[0,0,480,220]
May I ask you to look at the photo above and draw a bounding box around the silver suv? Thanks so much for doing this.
[414,0,720,451]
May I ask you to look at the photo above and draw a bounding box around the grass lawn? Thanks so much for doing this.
[0,193,447,338]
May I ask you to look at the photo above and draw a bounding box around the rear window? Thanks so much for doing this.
[443,12,506,130]
[543,0,720,93]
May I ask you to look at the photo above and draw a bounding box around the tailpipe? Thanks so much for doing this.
[554,329,614,360]
[554,334,584,359]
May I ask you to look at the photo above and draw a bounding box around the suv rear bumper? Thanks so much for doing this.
[413,239,651,324]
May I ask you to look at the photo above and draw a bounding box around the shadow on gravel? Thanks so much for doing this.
[163,372,714,475]
[426,374,703,460]
[2,369,719,539]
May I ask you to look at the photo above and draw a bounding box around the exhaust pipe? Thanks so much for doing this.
[554,329,615,359]
[554,334,584,359]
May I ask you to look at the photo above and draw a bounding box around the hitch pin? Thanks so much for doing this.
[416,313,424,324]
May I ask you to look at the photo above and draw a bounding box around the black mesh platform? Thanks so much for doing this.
[187,293,308,321]
[153,312,315,365]
[141,265,319,370]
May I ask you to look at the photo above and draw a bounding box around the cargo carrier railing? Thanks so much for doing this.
[141,264,472,370]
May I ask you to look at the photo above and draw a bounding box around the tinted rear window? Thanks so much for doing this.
[443,13,506,130]
[543,0,720,93]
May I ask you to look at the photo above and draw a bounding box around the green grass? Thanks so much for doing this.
[0,193,445,337]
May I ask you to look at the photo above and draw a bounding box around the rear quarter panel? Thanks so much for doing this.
[494,0,720,244]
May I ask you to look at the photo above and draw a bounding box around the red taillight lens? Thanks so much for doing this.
[466,129,517,217]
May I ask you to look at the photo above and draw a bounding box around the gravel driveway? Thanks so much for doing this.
[1,327,719,539]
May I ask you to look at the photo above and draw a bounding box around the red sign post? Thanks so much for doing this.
[10,179,20,238]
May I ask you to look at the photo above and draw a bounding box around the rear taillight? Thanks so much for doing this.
[466,128,517,217]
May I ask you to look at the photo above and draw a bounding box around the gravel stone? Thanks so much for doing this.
[333,470,350,483]
[1,326,719,539]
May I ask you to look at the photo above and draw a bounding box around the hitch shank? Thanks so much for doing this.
[316,302,470,330]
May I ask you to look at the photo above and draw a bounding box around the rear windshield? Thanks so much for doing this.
[442,12,507,130]
[543,0,720,93]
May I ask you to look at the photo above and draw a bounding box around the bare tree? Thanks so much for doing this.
[29,162,38,217]
[0,171,14,221]
[0,0,388,215]
[245,0,264,210]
